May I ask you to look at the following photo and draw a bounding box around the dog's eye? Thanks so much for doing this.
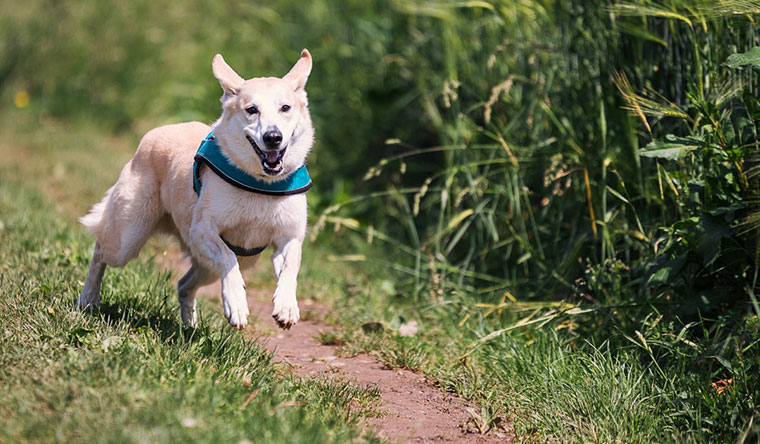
[245,106,259,115]
[281,105,291,112]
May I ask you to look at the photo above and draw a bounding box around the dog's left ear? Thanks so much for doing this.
[283,49,312,92]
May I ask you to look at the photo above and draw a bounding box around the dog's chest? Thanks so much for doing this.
[199,178,307,248]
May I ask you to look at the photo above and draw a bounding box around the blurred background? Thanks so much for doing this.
[1,0,760,440]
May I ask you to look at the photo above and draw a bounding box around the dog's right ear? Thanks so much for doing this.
[212,54,244,96]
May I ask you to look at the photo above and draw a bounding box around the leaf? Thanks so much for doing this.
[613,3,692,27]
[695,215,731,266]
[713,355,734,374]
[68,326,96,347]
[616,22,668,48]
[563,307,596,315]
[639,135,703,160]
[101,335,124,350]
[446,209,474,232]
[606,186,629,204]
[725,46,760,70]
[646,253,687,287]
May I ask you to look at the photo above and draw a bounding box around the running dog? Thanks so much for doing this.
[77,50,315,330]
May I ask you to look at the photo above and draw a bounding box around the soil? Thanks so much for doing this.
[161,254,511,443]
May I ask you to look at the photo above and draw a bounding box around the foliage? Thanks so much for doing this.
[310,0,760,441]
[1,0,760,441]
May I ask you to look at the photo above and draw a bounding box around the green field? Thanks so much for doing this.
[0,116,385,443]
[1,0,760,442]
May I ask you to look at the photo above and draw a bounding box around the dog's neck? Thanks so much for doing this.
[193,132,313,197]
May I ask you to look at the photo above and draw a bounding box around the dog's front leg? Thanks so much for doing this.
[271,238,303,329]
[188,220,249,329]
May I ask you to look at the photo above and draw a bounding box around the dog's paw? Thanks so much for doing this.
[76,292,100,310]
[223,287,249,329]
[180,302,198,328]
[272,298,299,330]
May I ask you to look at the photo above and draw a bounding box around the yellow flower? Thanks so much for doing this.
[14,90,29,108]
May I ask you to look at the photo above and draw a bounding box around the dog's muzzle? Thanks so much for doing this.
[247,135,286,176]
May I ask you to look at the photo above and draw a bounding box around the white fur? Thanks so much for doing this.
[77,50,315,330]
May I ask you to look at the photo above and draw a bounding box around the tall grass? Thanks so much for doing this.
[312,0,760,440]
[307,0,760,326]
[323,0,758,297]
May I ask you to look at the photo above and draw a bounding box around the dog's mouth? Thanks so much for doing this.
[246,135,286,176]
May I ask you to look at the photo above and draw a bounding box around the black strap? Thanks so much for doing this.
[195,154,313,196]
[221,236,266,257]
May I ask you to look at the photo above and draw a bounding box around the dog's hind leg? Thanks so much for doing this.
[77,242,106,309]
[177,262,215,327]
[78,160,163,310]
[81,157,164,268]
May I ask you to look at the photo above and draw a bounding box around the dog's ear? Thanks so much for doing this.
[283,49,312,92]
[212,54,244,96]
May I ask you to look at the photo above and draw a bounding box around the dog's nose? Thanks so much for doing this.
[262,129,283,148]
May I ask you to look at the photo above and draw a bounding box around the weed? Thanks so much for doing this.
[464,405,506,436]
[375,336,426,372]
[316,329,350,347]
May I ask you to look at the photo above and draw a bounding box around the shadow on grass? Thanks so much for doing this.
[82,267,215,347]
[76,263,273,369]
[94,294,273,367]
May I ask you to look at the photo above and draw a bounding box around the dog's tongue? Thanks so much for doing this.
[265,150,280,164]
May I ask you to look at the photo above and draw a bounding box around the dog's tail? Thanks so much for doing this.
[79,185,114,237]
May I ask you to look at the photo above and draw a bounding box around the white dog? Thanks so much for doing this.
[77,50,315,330]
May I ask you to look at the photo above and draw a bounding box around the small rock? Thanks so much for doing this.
[399,320,419,337]
[181,417,198,428]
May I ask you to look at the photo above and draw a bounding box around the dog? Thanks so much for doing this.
[76,50,315,330]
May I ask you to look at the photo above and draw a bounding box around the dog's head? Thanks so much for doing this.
[211,50,314,181]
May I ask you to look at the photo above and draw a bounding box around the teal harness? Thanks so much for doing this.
[193,132,312,256]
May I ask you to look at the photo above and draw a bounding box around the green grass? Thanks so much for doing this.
[2,0,760,442]
[307,281,760,443]
[0,116,383,443]
[2,105,754,442]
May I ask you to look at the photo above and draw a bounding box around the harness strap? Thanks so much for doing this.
[222,238,266,257]
[193,134,313,196]
[192,132,313,257]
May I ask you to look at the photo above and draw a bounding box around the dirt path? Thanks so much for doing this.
[162,255,509,443]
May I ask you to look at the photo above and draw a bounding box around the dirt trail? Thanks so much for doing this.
[162,255,509,443]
